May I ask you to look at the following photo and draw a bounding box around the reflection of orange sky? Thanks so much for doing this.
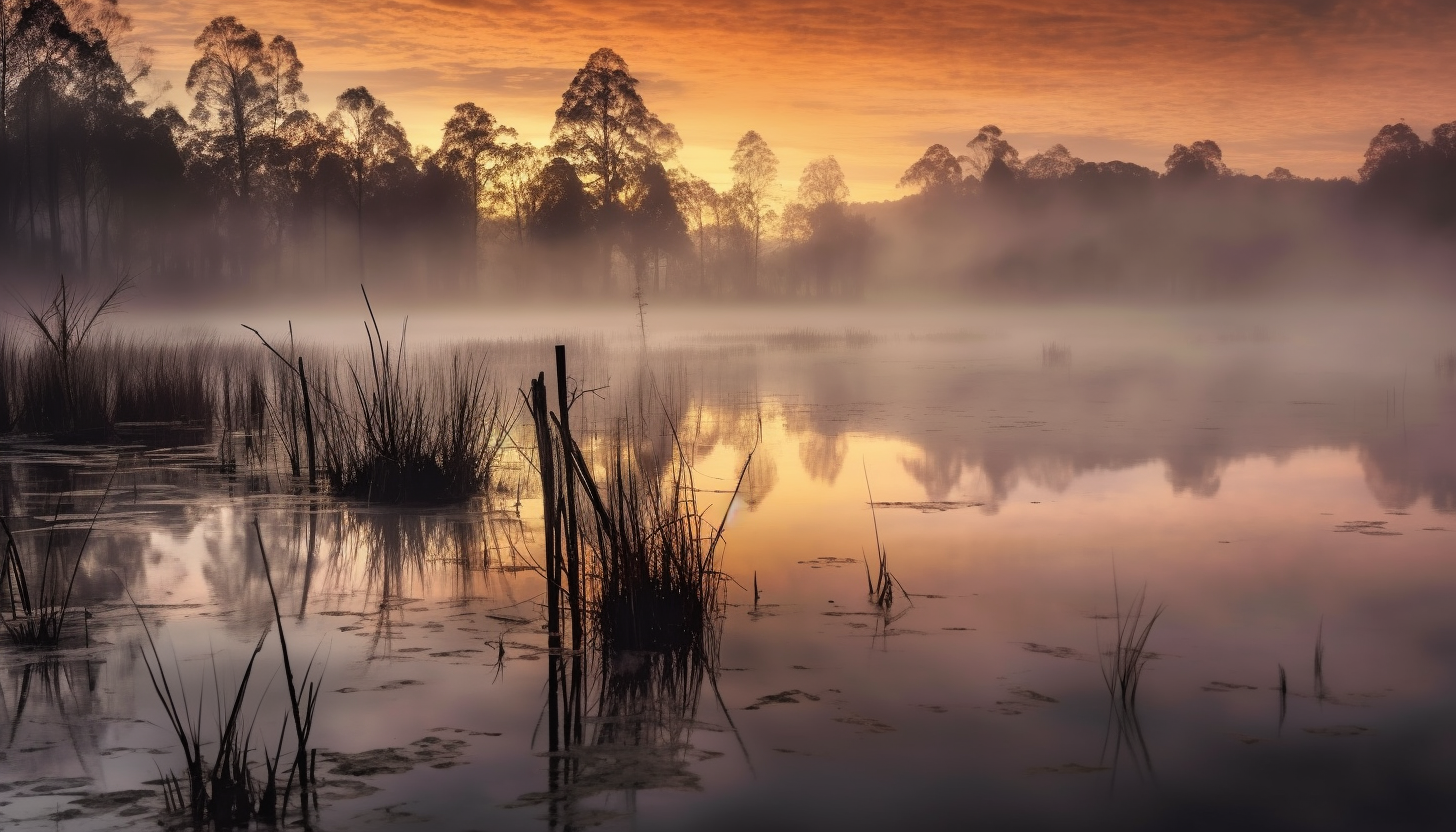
[125,0,1456,200]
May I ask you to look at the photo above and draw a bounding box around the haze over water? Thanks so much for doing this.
[2,301,1454,830]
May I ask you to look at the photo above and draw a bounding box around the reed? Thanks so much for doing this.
[1099,580,1164,709]
[127,586,276,828]
[15,275,132,436]
[523,346,752,655]
[121,520,324,828]
[0,479,110,647]
[861,466,905,610]
[245,290,509,503]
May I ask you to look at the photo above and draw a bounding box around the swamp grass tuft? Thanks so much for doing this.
[1099,580,1164,710]
[0,479,110,648]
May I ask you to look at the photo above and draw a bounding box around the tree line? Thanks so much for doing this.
[3,1,1454,301]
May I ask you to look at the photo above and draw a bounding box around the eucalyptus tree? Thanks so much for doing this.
[186,17,298,205]
[668,169,716,293]
[550,47,678,222]
[729,129,777,293]
[1023,143,1083,180]
[483,140,543,246]
[327,85,408,278]
[898,144,963,195]
[963,124,1020,184]
[435,102,514,268]
[626,161,688,291]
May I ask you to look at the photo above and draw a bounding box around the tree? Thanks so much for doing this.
[530,156,591,242]
[1164,139,1228,182]
[1357,123,1423,182]
[729,129,777,294]
[550,48,677,219]
[435,102,514,270]
[668,168,716,293]
[483,140,543,246]
[528,156,593,292]
[327,86,409,279]
[964,125,1020,180]
[1023,144,1083,180]
[185,17,283,204]
[795,156,848,209]
[898,144,962,194]
[260,35,304,129]
[627,161,689,291]
[784,156,870,297]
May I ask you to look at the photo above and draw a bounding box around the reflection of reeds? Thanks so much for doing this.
[129,587,273,827]
[121,521,324,827]
[1314,618,1327,703]
[517,346,750,822]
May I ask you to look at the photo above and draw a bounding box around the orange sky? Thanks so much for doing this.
[125,0,1456,201]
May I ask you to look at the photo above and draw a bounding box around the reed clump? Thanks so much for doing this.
[246,291,510,504]
[523,346,751,657]
[1100,581,1165,709]
[131,519,322,828]
[589,428,732,653]
[0,484,109,648]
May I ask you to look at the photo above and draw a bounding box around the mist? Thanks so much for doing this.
[3,4,1455,311]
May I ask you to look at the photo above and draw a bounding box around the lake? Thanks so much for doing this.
[2,301,1453,831]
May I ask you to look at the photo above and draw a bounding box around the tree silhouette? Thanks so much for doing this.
[1164,139,1228,182]
[327,86,408,279]
[964,125,1020,180]
[529,156,592,292]
[185,17,281,205]
[1023,144,1083,180]
[551,48,677,220]
[627,160,689,292]
[483,140,543,246]
[729,129,777,295]
[436,102,515,274]
[669,169,716,293]
[899,144,963,194]
[260,35,304,130]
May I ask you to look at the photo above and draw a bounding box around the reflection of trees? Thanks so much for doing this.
[0,651,136,777]
[798,432,847,484]
[1359,389,1456,511]
[758,348,1456,512]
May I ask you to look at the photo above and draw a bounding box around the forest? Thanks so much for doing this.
[3,0,1456,302]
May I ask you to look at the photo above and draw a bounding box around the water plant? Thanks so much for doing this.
[862,465,906,610]
[17,274,133,436]
[245,289,510,503]
[123,518,324,828]
[1099,580,1164,709]
[0,479,110,647]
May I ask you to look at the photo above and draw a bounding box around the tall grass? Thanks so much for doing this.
[0,479,110,647]
[16,275,132,436]
[246,291,511,503]
[861,465,907,610]
[124,519,324,827]
[1099,580,1164,709]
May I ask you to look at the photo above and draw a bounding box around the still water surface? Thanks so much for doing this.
[2,304,1453,830]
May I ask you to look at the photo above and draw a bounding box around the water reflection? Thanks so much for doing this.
[0,320,1454,830]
